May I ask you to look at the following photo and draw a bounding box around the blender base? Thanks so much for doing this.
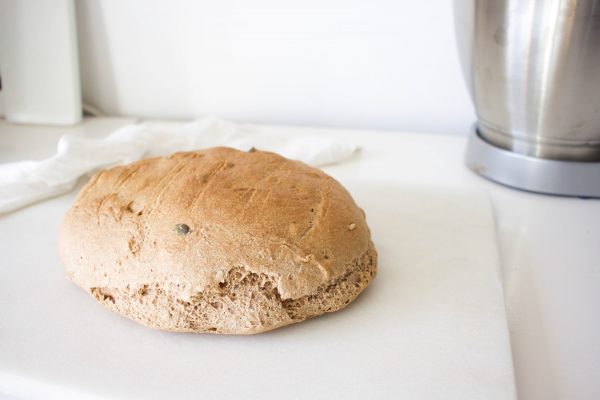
[466,125,600,198]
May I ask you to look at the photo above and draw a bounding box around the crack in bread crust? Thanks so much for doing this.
[89,244,377,334]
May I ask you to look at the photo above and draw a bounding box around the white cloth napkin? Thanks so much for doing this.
[0,117,357,214]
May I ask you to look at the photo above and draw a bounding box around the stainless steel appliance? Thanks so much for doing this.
[454,0,600,197]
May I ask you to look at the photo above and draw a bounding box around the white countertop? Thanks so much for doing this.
[0,118,598,400]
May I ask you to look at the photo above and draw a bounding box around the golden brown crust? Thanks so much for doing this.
[60,147,377,334]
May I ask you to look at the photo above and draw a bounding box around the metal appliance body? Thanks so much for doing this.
[455,0,600,197]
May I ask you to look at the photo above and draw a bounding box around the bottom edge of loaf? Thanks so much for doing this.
[86,244,377,335]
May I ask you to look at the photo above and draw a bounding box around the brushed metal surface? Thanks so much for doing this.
[466,125,600,198]
[455,0,600,161]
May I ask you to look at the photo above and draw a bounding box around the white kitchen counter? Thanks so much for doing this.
[0,118,598,399]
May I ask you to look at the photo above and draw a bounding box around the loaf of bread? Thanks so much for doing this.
[60,147,377,334]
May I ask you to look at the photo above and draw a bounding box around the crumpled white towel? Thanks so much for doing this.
[0,117,357,213]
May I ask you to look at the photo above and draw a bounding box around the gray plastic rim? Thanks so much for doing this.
[465,124,600,198]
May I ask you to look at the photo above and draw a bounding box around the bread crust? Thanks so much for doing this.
[60,147,377,334]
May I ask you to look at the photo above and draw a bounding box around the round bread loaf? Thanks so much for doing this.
[60,147,377,334]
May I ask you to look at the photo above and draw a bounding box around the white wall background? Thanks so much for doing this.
[75,0,475,134]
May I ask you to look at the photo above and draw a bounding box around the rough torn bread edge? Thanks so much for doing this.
[87,243,377,335]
